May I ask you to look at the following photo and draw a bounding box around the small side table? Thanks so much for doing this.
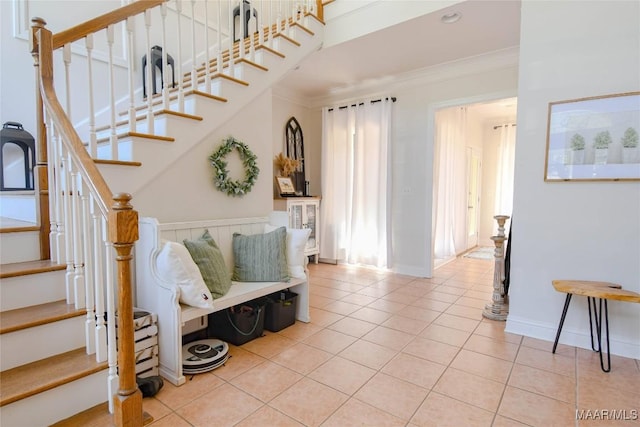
[552,280,640,372]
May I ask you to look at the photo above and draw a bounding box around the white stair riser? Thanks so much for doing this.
[0,270,66,311]
[0,193,37,222]
[0,316,86,371]
[0,231,40,264]
[0,370,108,427]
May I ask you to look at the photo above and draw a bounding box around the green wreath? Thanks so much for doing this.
[209,136,260,197]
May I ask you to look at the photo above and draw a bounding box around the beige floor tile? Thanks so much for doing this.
[521,336,575,357]
[309,294,335,309]
[354,372,429,421]
[308,307,344,327]
[212,345,267,381]
[450,349,513,383]
[143,398,172,424]
[445,304,484,320]
[348,306,394,324]
[303,328,358,354]
[464,290,493,300]
[362,325,414,349]
[410,297,452,312]
[577,374,640,411]
[275,321,323,342]
[339,339,398,370]
[175,383,263,426]
[240,332,297,359]
[434,285,467,296]
[321,398,406,427]
[463,334,519,361]
[392,285,431,298]
[381,314,431,335]
[148,412,193,427]
[231,361,303,402]
[395,305,441,323]
[403,337,460,366]
[327,316,377,337]
[473,321,523,344]
[433,313,480,333]
[420,323,471,347]
[425,291,461,303]
[382,290,417,303]
[311,286,351,300]
[498,385,575,426]
[321,300,362,316]
[366,298,408,313]
[357,286,395,298]
[508,363,576,403]
[433,368,505,412]
[455,296,489,309]
[325,280,365,293]
[154,371,225,410]
[515,345,575,378]
[339,293,378,306]
[307,356,376,395]
[235,405,303,426]
[381,352,446,389]
[269,378,349,427]
[411,392,494,427]
[491,414,531,427]
[271,342,333,375]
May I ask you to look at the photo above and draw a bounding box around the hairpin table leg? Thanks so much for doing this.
[553,293,573,353]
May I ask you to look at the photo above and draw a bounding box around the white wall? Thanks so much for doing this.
[506,1,640,359]
[131,90,274,222]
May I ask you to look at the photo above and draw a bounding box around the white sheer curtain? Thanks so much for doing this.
[320,98,393,269]
[433,106,468,261]
[495,124,516,221]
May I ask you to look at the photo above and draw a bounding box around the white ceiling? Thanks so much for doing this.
[274,0,522,101]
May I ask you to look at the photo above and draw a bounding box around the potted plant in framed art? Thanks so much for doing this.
[621,127,638,164]
[593,130,612,164]
[569,133,585,164]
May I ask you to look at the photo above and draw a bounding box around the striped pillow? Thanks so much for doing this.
[183,230,232,299]
[232,226,289,282]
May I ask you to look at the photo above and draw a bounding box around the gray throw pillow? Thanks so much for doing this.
[183,230,232,299]
[232,226,289,282]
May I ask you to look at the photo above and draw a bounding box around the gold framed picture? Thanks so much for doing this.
[275,176,296,195]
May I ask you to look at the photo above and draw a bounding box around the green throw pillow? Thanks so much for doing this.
[183,230,232,299]
[232,226,289,282]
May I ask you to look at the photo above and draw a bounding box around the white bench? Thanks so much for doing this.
[135,216,310,386]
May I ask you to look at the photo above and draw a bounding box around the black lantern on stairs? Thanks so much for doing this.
[0,122,35,191]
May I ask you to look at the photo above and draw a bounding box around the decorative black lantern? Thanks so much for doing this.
[0,122,35,191]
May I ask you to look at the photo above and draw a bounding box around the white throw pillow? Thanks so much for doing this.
[264,224,311,279]
[156,240,214,309]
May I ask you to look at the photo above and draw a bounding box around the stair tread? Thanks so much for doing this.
[0,260,65,279]
[0,300,85,334]
[0,348,108,407]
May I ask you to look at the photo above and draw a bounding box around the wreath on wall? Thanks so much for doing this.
[209,136,260,197]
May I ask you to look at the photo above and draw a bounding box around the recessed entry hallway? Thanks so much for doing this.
[56,259,640,427]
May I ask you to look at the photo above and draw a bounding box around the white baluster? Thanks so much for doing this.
[190,0,197,88]
[216,0,223,74]
[176,0,185,112]
[239,0,245,60]
[161,3,170,108]
[106,25,119,159]
[93,199,107,362]
[258,0,264,47]
[85,35,97,157]
[48,120,62,263]
[144,10,155,134]
[63,44,72,117]
[126,17,137,133]
[61,150,74,304]
[105,239,118,413]
[82,185,95,354]
[70,168,86,310]
[204,0,211,93]
[269,0,274,48]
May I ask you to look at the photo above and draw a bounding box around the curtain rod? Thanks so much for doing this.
[493,123,517,130]
[327,97,397,112]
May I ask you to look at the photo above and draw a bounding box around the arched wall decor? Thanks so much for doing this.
[285,116,306,195]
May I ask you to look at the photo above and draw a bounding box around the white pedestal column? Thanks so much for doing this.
[482,215,510,321]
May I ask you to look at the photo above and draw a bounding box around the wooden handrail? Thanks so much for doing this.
[35,19,141,427]
[53,0,165,49]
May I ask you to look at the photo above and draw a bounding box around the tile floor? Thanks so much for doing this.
[73,258,640,426]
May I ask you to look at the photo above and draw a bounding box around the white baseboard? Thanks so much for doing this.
[505,315,640,360]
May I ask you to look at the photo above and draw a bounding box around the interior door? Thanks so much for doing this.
[466,149,481,249]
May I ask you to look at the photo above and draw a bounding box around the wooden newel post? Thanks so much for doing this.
[31,17,51,260]
[109,193,142,427]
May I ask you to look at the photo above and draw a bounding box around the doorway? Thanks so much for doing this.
[432,97,517,268]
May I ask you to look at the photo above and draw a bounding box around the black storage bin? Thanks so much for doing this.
[264,290,298,332]
[208,299,265,346]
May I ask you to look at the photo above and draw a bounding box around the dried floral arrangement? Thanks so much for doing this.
[274,152,301,177]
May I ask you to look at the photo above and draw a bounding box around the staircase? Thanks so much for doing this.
[0,1,325,425]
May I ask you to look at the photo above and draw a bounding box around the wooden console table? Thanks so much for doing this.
[552,280,640,372]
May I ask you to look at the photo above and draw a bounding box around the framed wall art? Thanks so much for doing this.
[275,176,296,196]
[544,91,640,181]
